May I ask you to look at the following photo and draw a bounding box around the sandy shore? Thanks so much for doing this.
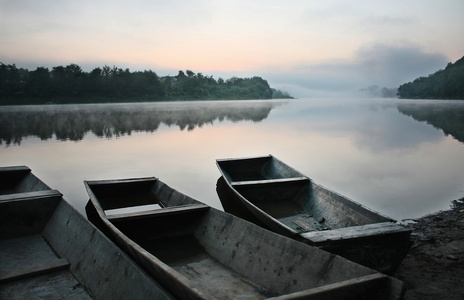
[395,198,464,299]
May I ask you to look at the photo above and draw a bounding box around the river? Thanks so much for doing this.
[1,98,464,221]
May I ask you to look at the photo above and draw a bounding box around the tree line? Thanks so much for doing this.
[397,56,464,100]
[0,63,292,104]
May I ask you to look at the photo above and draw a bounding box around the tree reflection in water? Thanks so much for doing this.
[397,101,464,144]
[0,101,283,146]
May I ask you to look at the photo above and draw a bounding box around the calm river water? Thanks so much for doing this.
[1,98,464,221]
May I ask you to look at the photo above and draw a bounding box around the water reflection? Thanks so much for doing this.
[267,100,447,151]
[397,101,464,144]
[0,101,282,146]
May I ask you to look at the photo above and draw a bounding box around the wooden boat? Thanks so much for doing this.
[216,155,412,275]
[0,166,172,299]
[84,176,405,299]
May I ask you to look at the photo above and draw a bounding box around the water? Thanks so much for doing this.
[1,98,464,221]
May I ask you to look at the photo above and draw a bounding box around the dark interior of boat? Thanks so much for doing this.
[0,167,50,195]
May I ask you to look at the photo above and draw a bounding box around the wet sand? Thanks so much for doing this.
[395,198,464,299]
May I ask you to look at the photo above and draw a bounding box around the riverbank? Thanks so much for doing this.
[395,198,464,299]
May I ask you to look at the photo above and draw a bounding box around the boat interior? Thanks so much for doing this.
[218,156,391,233]
[0,166,51,195]
[112,206,280,299]
[233,179,334,233]
[0,167,92,298]
[87,178,279,299]
[2,168,173,299]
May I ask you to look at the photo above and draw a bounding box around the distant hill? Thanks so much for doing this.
[397,56,464,100]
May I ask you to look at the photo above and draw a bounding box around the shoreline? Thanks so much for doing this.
[395,198,464,299]
[0,97,295,106]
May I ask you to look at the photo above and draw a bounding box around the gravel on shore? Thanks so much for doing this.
[395,198,464,300]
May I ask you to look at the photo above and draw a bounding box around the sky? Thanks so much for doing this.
[1,0,463,98]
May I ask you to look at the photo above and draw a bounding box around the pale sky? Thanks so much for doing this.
[1,0,463,97]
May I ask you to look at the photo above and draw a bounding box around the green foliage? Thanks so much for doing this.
[0,63,289,104]
[397,56,464,100]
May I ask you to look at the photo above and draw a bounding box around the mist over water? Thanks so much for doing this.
[1,98,463,221]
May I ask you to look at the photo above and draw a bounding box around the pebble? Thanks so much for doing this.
[446,255,458,261]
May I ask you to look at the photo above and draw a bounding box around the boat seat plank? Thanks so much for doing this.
[0,268,93,300]
[0,189,62,203]
[272,273,387,300]
[301,222,409,242]
[231,177,309,186]
[0,258,70,284]
[293,219,314,232]
[107,203,210,222]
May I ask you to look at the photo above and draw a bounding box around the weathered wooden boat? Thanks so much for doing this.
[0,166,172,299]
[216,155,412,275]
[84,176,405,299]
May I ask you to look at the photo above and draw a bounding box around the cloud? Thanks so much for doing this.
[265,43,450,98]
[355,44,449,87]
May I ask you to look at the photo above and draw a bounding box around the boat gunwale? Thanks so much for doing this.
[269,273,388,300]
[85,176,158,186]
[231,177,309,186]
[215,154,272,164]
[0,165,31,173]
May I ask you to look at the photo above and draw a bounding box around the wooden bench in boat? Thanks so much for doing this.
[0,232,88,298]
[106,203,210,222]
[0,258,70,284]
[0,189,62,203]
[301,222,409,243]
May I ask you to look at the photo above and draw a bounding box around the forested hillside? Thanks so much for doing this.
[397,56,464,100]
[0,63,291,105]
